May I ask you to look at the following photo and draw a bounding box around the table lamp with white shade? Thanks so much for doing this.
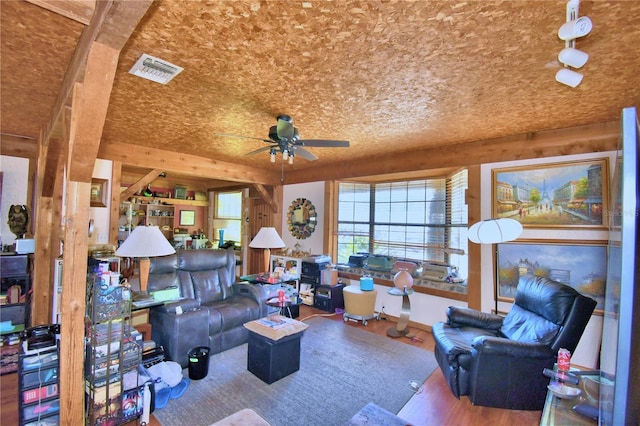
[249,227,286,273]
[115,225,176,292]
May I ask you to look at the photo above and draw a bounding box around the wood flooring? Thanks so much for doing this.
[0,304,542,426]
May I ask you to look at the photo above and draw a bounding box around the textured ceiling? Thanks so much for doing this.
[1,1,640,176]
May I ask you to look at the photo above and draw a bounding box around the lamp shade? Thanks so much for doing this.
[249,227,285,249]
[468,218,523,244]
[115,226,176,258]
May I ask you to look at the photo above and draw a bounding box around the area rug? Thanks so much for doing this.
[154,316,437,426]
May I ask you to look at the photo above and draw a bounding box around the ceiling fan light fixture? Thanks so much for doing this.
[217,115,349,164]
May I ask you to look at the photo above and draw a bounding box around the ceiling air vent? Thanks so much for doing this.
[128,54,184,85]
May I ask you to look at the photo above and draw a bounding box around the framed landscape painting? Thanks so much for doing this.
[496,240,607,312]
[492,159,608,228]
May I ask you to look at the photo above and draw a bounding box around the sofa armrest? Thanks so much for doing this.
[152,298,200,315]
[149,305,210,368]
[468,335,555,410]
[472,335,554,359]
[447,306,503,330]
[232,283,269,316]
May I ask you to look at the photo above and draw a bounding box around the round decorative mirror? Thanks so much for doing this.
[287,198,317,239]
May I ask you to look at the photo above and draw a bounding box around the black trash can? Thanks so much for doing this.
[187,346,210,380]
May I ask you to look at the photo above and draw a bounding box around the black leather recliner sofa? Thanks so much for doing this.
[147,248,268,367]
[432,274,596,410]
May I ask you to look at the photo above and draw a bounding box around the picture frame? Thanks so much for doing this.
[492,158,609,228]
[179,210,195,226]
[90,178,108,208]
[495,240,607,313]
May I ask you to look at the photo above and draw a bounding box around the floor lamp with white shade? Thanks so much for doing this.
[468,218,523,314]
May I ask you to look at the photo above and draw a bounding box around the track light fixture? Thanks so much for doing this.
[556,0,591,88]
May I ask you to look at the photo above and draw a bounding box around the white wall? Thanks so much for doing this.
[281,182,325,255]
[89,159,113,247]
[0,156,113,249]
[342,279,460,326]
[0,155,30,246]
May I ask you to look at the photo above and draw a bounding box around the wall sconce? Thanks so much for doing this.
[556,0,592,88]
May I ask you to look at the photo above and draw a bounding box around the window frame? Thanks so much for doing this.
[332,169,469,298]
[212,190,243,245]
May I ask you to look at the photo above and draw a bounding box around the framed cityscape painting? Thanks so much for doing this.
[496,240,607,313]
[492,158,609,228]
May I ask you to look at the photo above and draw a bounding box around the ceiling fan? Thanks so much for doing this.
[215,115,349,163]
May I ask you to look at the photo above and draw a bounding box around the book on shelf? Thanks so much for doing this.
[243,315,308,340]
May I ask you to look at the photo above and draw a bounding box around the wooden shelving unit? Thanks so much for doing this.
[154,197,209,207]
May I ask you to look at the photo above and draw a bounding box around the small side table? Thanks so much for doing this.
[266,297,302,318]
[540,369,600,425]
[343,286,379,326]
[386,287,414,338]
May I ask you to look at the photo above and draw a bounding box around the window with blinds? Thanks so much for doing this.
[336,169,468,279]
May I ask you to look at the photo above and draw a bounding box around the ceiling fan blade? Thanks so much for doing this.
[215,133,271,143]
[276,115,295,140]
[246,146,275,156]
[292,146,318,161]
[298,139,350,147]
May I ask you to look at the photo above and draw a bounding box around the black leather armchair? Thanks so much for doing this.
[432,275,596,410]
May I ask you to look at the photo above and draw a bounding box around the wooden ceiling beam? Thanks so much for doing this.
[25,0,95,25]
[41,137,64,197]
[40,0,152,147]
[0,134,38,159]
[253,184,279,213]
[283,121,620,184]
[66,41,118,182]
[207,184,251,192]
[98,141,282,186]
[119,168,164,201]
